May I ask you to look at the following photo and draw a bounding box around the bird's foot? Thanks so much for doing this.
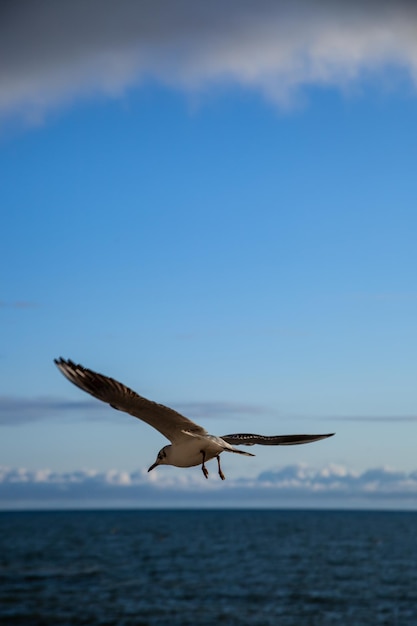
[201,450,209,479]
[216,455,226,480]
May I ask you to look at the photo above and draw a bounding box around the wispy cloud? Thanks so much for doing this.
[329,415,417,422]
[2,1,417,123]
[345,291,417,302]
[1,463,417,509]
[0,396,267,426]
[0,301,38,309]
[174,401,269,419]
[2,395,414,427]
[0,396,105,426]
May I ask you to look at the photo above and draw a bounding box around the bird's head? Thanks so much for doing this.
[148,445,170,472]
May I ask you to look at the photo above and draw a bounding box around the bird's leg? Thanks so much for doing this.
[216,455,225,480]
[200,450,209,479]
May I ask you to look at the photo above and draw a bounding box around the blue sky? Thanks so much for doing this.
[1,1,417,509]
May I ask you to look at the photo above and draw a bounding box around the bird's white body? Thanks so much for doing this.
[54,358,334,480]
[158,434,247,468]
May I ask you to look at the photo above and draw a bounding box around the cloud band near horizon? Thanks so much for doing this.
[1,463,417,509]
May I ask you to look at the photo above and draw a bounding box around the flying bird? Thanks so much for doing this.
[54,358,334,480]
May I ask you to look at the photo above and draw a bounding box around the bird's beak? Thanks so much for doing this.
[148,462,158,472]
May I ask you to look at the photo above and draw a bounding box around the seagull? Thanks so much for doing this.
[54,358,334,480]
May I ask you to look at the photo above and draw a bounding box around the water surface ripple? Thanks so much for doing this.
[1,510,416,625]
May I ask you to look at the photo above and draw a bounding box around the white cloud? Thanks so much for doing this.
[2,1,417,123]
[2,463,417,509]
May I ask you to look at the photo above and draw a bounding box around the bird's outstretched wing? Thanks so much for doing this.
[221,433,334,446]
[54,358,207,443]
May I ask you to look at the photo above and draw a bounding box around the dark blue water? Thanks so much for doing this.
[1,510,417,625]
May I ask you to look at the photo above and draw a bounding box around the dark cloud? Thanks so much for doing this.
[2,1,417,123]
[2,394,413,427]
[0,395,268,426]
[174,401,269,419]
[0,396,105,425]
[1,463,417,509]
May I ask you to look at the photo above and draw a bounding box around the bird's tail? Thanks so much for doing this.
[181,430,255,456]
[225,446,255,457]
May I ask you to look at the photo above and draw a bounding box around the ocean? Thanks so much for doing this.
[1,510,416,625]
